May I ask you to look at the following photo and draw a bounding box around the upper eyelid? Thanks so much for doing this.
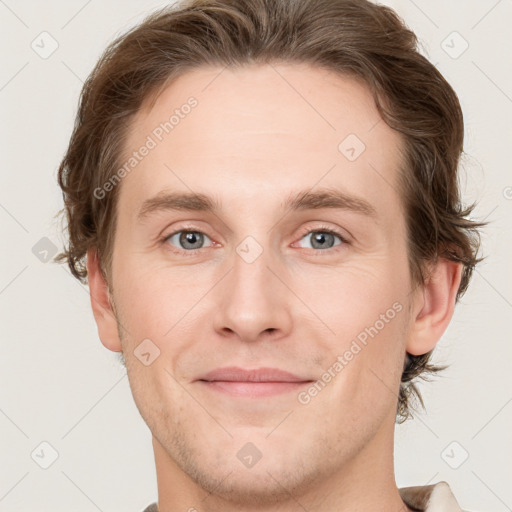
[163,225,347,240]
[296,225,349,241]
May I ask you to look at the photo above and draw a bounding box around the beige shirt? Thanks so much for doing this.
[143,480,467,511]
[399,481,467,511]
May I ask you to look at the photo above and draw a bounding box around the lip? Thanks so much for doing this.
[196,366,314,398]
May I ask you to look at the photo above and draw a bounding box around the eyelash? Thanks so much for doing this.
[160,224,350,256]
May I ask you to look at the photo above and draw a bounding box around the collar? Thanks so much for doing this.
[399,481,465,511]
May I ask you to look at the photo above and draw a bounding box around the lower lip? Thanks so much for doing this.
[198,380,312,397]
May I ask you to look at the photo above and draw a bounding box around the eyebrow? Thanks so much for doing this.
[136,187,377,221]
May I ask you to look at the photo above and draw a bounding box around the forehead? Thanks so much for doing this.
[119,63,405,220]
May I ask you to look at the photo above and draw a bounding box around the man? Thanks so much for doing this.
[54,0,484,510]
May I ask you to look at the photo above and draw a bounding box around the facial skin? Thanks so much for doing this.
[87,63,462,511]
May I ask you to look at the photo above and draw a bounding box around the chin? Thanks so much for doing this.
[186,460,313,507]
[167,432,325,506]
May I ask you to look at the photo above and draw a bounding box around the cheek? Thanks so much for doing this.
[302,260,410,412]
[300,256,409,336]
[305,312,407,438]
[114,261,195,340]
[115,241,411,348]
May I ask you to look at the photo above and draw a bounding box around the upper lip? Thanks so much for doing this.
[197,366,313,383]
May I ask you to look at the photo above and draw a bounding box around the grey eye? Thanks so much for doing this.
[298,231,343,250]
[167,231,211,250]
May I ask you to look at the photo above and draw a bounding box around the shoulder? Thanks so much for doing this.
[399,480,473,511]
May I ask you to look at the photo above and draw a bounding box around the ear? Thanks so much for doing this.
[86,247,123,352]
[406,258,463,356]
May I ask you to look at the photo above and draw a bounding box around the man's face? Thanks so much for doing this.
[109,63,416,500]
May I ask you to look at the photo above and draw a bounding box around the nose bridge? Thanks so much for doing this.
[213,233,292,341]
[233,235,272,294]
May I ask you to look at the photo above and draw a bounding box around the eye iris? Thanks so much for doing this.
[311,232,335,249]
[179,231,203,250]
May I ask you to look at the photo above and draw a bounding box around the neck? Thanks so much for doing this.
[151,411,413,512]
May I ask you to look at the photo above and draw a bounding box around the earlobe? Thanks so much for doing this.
[86,247,123,352]
[406,259,463,356]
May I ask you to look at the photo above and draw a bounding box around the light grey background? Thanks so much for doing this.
[1,1,511,511]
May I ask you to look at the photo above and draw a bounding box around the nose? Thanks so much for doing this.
[212,239,293,343]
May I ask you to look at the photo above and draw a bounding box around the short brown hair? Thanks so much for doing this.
[54,0,486,422]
